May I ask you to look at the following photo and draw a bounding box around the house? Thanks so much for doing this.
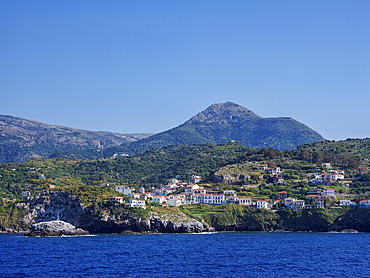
[360,199,370,207]
[139,193,150,200]
[308,188,322,195]
[176,193,186,203]
[226,196,238,204]
[140,187,145,193]
[273,174,284,184]
[331,173,345,181]
[129,198,146,209]
[223,190,236,195]
[190,175,202,183]
[256,200,268,209]
[321,163,332,169]
[115,185,133,195]
[152,195,166,205]
[128,193,141,199]
[185,184,205,194]
[201,194,225,205]
[320,173,332,184]
[279,191,287,200]
[184,184,199,192]
[323,188,335,198]
[286,200,305,211]
[167,198,182,207]
[110,197,124,204]
[238,197,252,206]
[193,188,206,194]
[339,200,351,206]
[39,174,45,179]
[168,178,179,184]
[268,167,282,175]
[21,191,31,197]
[258,164,268,171]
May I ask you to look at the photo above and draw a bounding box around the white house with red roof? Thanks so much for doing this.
[268,167,281,174]
[110,196,124,204]
[360,199,370,207]
[286,200,305,211]
[323,188,335,198]
[152,195,166,205]
[258,164,268,171]
[226,196,238,204]
[322,163,332,169]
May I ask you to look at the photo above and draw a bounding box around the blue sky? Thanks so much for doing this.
[1,1,369,140]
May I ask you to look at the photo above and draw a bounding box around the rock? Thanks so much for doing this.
[340,229,358,233]
[25,220,89,237]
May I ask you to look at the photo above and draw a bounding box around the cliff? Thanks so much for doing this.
[3,191,211,234]
[2,192,370,234]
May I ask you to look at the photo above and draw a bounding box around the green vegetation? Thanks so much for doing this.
[0,142,250,199]
[52,102,325,160]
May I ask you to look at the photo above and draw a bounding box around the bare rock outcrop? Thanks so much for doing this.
[25,220,89,237]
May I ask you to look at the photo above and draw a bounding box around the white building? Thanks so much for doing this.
[258,164,268,171]
[286,200,305,211]
[256,200,268,209]
[110,197,124,204]
[190,175,202,183]
[152,195,166,205]
[167,198,182,207]
[323,188,335,198]
[322,163,332,169]
[129,198,146,209]
[339,200,351,206]
[238,197,252,206]
[360,199,370,207]
[268,167,282,175]
[115,185,133,195]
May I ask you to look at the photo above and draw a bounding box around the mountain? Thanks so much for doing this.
[55,102,324,160]
[0,115,153,164]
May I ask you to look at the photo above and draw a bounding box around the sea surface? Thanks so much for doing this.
[0,232,369,278]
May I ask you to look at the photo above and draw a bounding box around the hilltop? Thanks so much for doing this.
[0,115,153,164]
[54,102,324,160]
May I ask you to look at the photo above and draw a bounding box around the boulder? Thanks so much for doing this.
[25,220,89,237]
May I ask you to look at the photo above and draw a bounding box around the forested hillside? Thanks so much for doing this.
[51,102,325,160]
[1,139,370,201]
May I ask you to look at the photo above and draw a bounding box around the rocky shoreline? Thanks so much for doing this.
[25,220,90,237]
[2,192,370,235]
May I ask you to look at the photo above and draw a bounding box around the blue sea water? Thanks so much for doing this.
[0,232,369,278]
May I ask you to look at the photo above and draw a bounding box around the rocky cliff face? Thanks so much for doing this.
[17,192,210,234]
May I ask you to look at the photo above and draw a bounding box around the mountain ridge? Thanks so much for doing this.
[0,115,153,163]
[52,102,324,160]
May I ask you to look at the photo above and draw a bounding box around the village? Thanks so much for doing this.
[107,162,370,211]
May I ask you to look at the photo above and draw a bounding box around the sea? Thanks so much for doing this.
[0,232,369,278]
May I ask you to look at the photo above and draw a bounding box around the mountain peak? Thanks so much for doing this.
[185,102,260,124]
